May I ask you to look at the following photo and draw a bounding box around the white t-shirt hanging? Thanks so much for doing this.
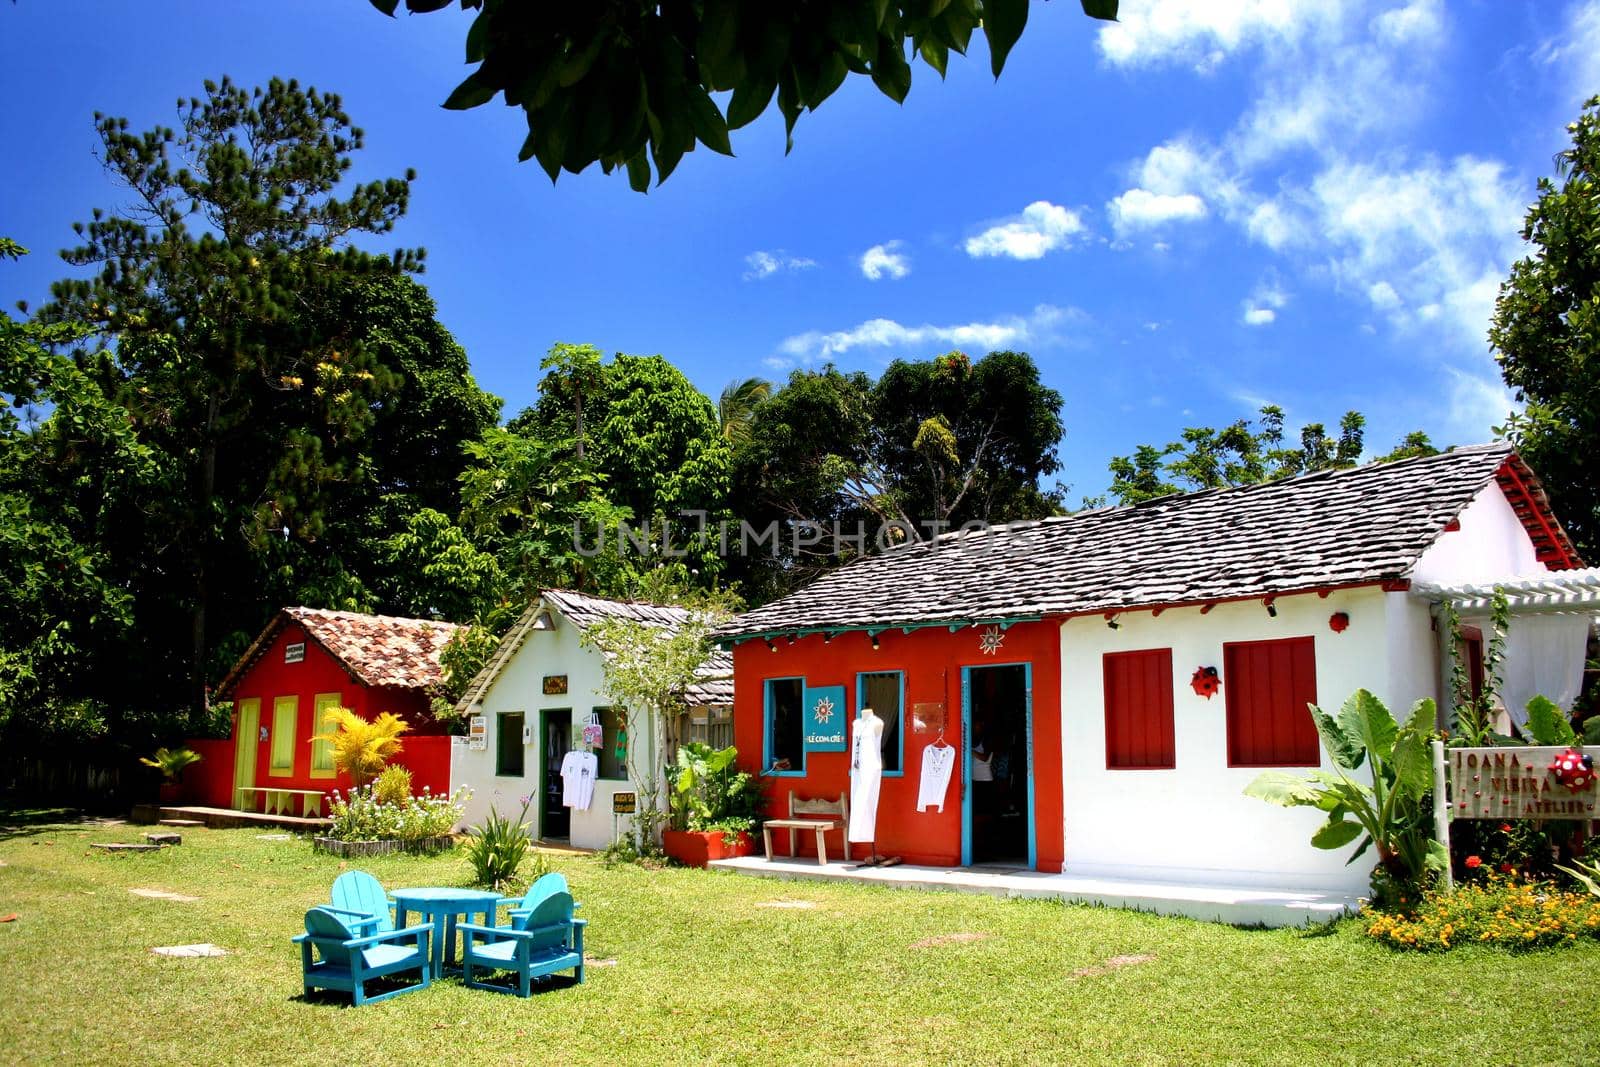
[560,750,598,811]
[917,743,956,813]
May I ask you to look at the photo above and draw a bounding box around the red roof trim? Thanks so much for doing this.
[1494,456,1583,570]
[1054,579,1407,623]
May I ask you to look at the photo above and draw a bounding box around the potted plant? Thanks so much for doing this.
[140,746,203,804]
[662,742,763,867]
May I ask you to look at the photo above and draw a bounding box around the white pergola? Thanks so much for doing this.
[1411,567,1600,616]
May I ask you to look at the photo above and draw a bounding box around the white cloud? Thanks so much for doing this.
[743,250,817,281]
[859,241,910,281]
[775,304,1081,363]
[1240,279,1288,326]
[1096,0,1349,72]
[1107,189,1208,233]
[1443,367,1520,442]
[1536,1,1600,108]
[964,201,1086,260]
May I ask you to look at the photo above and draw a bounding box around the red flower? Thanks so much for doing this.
[1499,823,1512,833]
[1499,863,1515,874]
[1465,855,1482,868]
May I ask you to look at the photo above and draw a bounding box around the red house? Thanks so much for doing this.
[185,607,459,815]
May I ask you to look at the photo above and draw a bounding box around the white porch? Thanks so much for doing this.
[709,855,1361,928]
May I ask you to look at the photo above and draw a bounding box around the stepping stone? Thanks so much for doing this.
[151,943,227,958]
[755,900,818,910]
[255,833,292,841]
[129,888,199,903]
[1071,953,1155,979]
[91,842,162,853]
[583,956,618,968]
[144,832,182,846]
[158,819,203,827]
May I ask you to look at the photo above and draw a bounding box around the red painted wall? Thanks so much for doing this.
[185,621,451,809]
[732,622,1063,871]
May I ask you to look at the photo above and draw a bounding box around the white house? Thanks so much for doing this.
[718,443,1592,901]
[451,589,731,850]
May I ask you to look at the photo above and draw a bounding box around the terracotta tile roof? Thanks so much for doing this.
[457,590,731,712]
[719,444,1579,639]
[215,608,459,698]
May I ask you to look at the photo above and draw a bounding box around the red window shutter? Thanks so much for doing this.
[1104,649,1175,769]
[1225,637,1319,767]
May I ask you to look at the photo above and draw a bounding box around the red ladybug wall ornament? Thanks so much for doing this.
[1549,748,1595,792]
[1191,666,1221,699]
[1329,612,1350,633]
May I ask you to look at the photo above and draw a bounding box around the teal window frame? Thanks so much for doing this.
[763,677,806,776]
[856,670,906,777]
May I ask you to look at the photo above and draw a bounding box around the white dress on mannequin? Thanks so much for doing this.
[848,709,884,843]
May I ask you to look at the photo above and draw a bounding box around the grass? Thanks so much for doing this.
[2,811,1598,1065]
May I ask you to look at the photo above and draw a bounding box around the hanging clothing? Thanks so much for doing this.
[971,743,994,782]
[917,743,956,813]
[848,719,883,842]
[559,749,598,811]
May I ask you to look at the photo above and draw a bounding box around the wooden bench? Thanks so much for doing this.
[762,793,849,866]
[237,787,327,818]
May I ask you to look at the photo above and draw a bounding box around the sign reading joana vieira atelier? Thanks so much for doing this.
[1449,746,1599,820]
[803,685,848,752]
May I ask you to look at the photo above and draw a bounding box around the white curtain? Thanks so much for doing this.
[1497,614,1593,727]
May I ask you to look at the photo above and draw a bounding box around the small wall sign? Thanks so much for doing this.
[802,685,848,751]
[612,792,637,814]
[542,674,569,695]
[284,642,306,664]
[1447,745,1599,819]
[468,715,487,751]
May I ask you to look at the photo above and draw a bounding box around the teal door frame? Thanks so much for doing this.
[960,661,1035,869]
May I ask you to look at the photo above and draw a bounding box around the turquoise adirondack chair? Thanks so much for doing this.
[294,906,432,1006]
[326,871,395,937]
[497,872,575,930]
[458,891,585,997]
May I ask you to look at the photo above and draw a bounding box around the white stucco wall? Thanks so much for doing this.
[450,613,649,851]
[1059,589,1400,894]
[1409,482,1545,586]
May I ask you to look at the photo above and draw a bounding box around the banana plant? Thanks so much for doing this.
[1245,689,1447,884]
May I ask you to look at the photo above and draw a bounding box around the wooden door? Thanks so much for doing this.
[233,697,260,809]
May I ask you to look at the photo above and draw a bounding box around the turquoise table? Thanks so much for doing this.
[392,887,503,979]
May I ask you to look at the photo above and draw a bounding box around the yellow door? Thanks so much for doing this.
[233,698,260,809]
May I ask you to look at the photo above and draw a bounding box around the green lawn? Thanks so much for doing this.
[2,811,1596,1065]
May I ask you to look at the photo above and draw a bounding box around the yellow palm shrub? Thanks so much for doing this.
[310,707,410,787]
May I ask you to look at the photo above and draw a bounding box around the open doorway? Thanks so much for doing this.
[540,708,572,841]
[965,664,1032,867]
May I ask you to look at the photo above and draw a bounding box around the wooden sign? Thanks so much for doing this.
[1447,745,1598,820]
[912,702,947,735]
[542,674,568,695]
[468,715,487,751]
[284,642,305,664]
[612,792,637,814]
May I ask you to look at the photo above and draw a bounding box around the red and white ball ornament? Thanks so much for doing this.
[1548,747,1595,792]
[1191,666,1221,699]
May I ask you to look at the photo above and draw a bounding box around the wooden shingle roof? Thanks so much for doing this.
[719,444,1581,640]
[215,607,459,699]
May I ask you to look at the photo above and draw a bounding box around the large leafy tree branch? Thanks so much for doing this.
[370,0,1119,190]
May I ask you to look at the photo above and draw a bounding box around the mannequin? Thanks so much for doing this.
[849,706,885,865]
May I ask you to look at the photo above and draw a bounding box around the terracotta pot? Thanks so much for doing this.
[662,829,755,867]
[158,782,183,805]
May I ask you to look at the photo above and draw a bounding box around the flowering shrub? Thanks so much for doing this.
[1365,873,1600,951]
[326,784,469,842]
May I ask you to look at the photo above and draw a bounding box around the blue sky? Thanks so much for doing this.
[3,1,1597,501]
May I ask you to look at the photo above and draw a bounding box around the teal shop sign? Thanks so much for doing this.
[803,685,848,751]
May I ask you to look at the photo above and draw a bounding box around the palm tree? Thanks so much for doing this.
[311,707,411,787]
[717,377,772,447]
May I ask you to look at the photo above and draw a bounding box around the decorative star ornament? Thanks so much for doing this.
[813,696,835,725]
[979,625,1005,656]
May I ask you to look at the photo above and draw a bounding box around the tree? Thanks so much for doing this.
[580,609,728,854]
[37,78,421,716]
[717,377,772,447]
[368,0,1119,190]
[1490,95,1600,559]
[311,706,411,788]
[1103,406,1430,505]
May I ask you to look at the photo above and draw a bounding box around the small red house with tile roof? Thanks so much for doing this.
[183,607,460,814]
